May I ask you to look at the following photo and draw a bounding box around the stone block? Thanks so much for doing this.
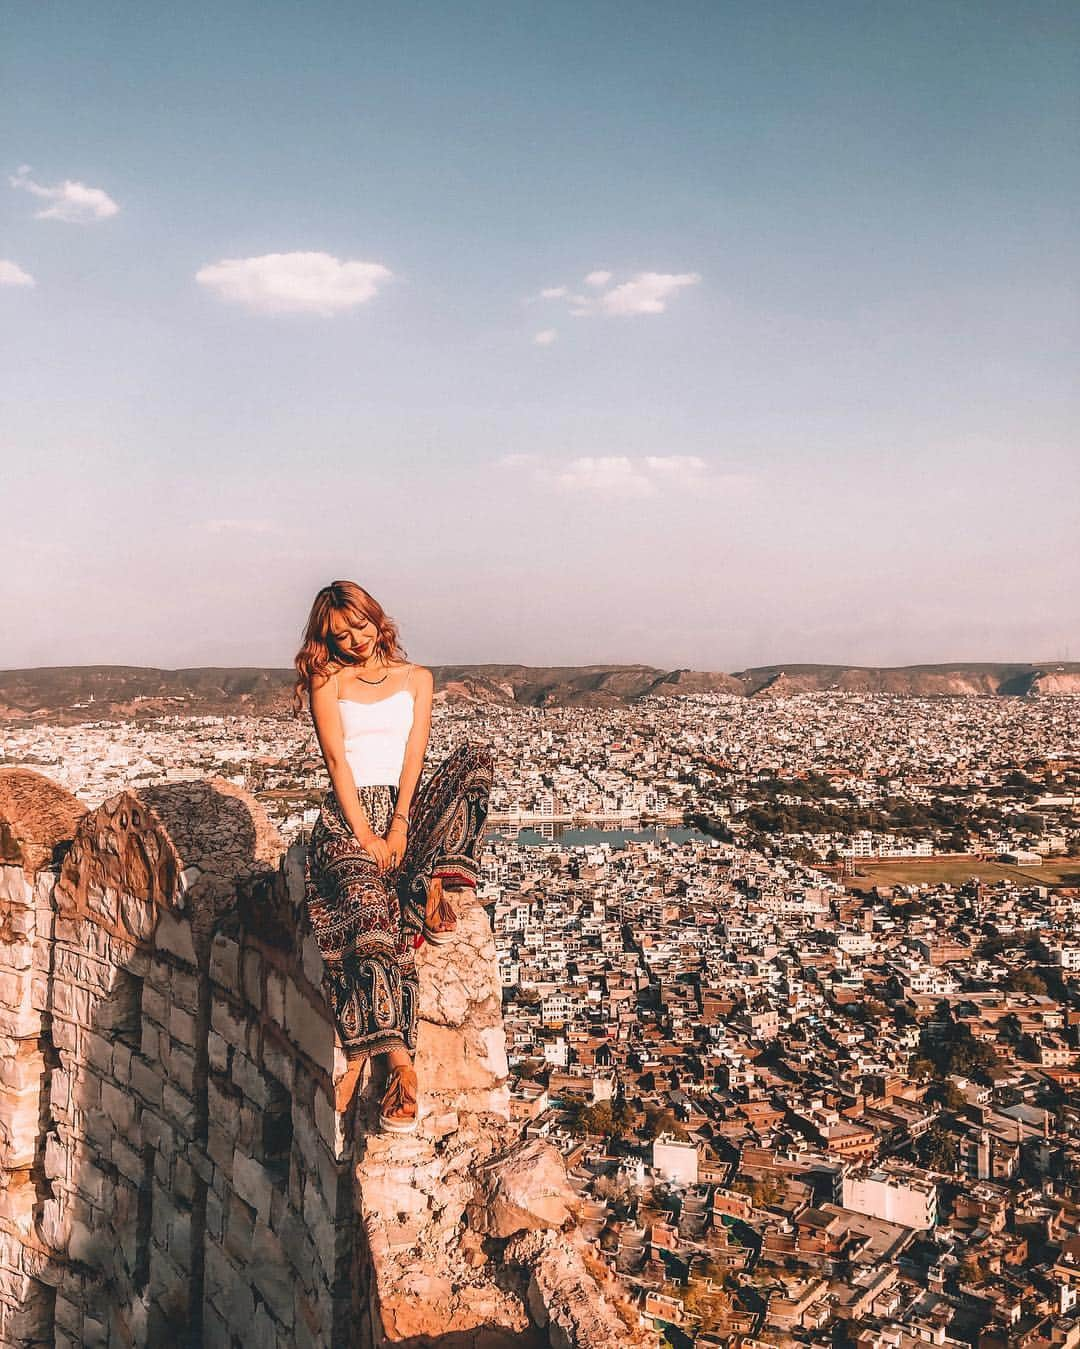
[83,1029,113,1075]
[284,979,333,1075]
[168,1004,196,1047]
[140,1019,161,1061]
[207,1122,233,1172]
[251,1220,295,1329]
[210,932,241,992]
[211,995,248,1050]
[82,1314,107,1348]
[224,1191,256,1264]
[266,967,285,1024]
[241,948,262,1008]
[74,1161,109,1205]
[112,1039,133,1084]
[208,1029,230,1073]
[131,1055,164,1108]
[111,1133,142,1187]
[300,934,324,988]
[230,1051,268,1108]
[161,1082,196,1133]
[232,1151,273,1223]
[101,1080,135,1132]
[261,1033,294,1092]
[44,1132,67,1182]
[313,1084,349,1160]
[414,1020,508,1099]
[154,911,197,966]
[205,1186,224,1241]
[173,1154,195,1205]
[142,983,167,1025]
[168,1204,192,1271]
[68,1217,114,1269]
[276,1206,317,1292]
[171,967,199,1012]
[167,1042,196,1095]
[139,1109,173,1154]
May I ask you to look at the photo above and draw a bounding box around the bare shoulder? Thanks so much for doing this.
[406,663,434,692]
[310,664,340,697]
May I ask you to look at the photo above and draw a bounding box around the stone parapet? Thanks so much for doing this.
[0,769,654,1349]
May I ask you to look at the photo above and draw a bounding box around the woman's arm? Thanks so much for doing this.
[309,668,377,846]
[393,665,434,822]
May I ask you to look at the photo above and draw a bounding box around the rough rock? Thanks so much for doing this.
[505,1229,656,1349]
[0,774,653,1348]
[466,1138,581,1238]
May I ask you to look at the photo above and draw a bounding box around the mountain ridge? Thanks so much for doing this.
[1,661,1078,722]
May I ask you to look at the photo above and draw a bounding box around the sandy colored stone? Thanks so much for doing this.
[506,1228,657,1348]
[0,767,86,874]
[467,1137,580,1238]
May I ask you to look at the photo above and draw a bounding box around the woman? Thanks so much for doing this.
[293,580,493,1132]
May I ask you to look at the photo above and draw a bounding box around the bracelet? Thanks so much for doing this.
[391,811,410,829]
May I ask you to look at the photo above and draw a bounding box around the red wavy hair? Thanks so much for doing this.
[291,580,408,716]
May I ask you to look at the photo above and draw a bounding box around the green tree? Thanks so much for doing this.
[642,1106,688,1141]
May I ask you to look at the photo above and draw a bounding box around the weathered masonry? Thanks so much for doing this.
[0,767,653,1349]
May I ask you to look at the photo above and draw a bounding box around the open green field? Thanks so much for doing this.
[843,857,1080,891]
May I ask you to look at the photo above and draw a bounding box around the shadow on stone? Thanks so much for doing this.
[0,768,654,1349]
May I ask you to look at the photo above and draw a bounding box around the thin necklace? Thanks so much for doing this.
[355,657,389,685]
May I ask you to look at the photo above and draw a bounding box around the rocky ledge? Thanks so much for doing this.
[0,766,654,1349]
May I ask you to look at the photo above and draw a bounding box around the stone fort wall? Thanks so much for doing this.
[0,767,653,1349]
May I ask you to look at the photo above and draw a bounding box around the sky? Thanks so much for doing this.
[3,0,1078,672]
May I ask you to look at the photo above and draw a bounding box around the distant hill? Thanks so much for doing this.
[0,661,1078,723]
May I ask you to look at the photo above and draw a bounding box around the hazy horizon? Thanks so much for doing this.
[3,654,1077,677]
[4,1,1077,671]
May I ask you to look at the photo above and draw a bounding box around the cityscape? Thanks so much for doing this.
[5,683,1079,1346]
[6,0,1077,1340]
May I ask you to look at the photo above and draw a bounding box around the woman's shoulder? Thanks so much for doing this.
[311,662,341,693]
[402,661,433,688]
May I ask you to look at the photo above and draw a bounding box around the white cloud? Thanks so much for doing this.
[10,166,119,222]
[597,271,701,316]
[0,260,34,287]
[500,453,741,501]
[195,251,393,316]
[554,456,656,498]
[533,269,701,321]
[534,329,558,346]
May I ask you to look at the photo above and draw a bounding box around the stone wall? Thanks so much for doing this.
[0,767,654,1349]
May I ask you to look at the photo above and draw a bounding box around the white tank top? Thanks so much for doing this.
[338,688,415,788]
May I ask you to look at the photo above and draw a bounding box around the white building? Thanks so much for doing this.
[651,1136,699,1185]
[840,1167,937,1229]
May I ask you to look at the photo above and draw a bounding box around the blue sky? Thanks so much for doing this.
[3,1,1077,670]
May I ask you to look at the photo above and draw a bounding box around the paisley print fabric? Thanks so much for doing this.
[303,740,494,1062]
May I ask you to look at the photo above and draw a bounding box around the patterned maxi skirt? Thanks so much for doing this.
[303,740,494,1061]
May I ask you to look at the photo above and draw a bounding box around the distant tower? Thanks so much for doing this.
[977,1129,991,1179]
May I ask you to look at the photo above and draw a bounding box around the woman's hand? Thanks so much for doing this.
[384,820,408,871]
[358,830,393,873]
